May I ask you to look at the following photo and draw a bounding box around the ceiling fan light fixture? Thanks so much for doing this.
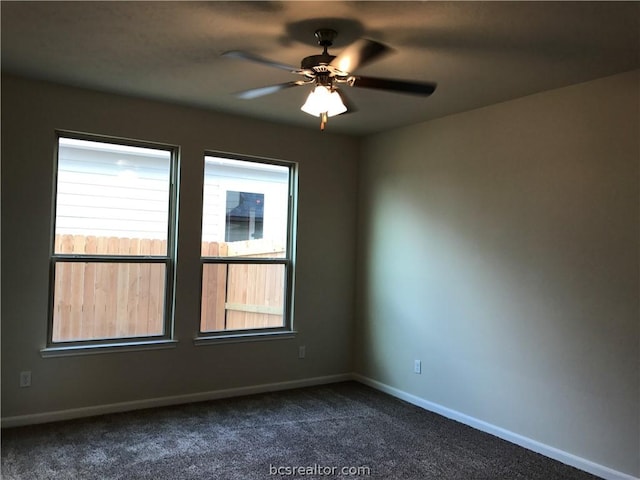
[225,29,436,131]
[300,85,347,118]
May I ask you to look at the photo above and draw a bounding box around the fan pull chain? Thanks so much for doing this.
[320,112,328,131]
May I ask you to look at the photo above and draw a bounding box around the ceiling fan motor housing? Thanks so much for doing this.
[301,54,336,71]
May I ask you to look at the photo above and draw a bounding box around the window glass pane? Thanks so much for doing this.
[55,137,171,255]
[52,262,166,342]
[202,156,289,258]
[200,263,285,332]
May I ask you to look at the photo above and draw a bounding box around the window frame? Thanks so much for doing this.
[42,131,180,354]
[196,150,297,342]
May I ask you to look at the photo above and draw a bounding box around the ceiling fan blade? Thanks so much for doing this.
[222,50,303,73]
[235,81,305,100]
[350,76,437,96]
[329,39,392,74]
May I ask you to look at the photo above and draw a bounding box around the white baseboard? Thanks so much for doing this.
[1,373,352,429]
[352,373,638,480]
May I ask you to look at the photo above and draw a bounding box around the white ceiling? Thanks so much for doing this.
[2,1,638,135]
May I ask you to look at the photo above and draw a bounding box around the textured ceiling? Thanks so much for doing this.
[2,1,638,135]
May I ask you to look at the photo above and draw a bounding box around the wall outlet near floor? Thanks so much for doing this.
[413,360,422,374]
[19,371,32,388]
[298,345,306,359]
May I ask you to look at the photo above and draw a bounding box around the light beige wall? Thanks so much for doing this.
[1,75,358,417]
[357,70,639,476]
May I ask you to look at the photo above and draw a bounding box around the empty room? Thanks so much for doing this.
[1,2,638,479]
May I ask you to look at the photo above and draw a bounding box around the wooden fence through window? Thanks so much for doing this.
[52,235,285,342]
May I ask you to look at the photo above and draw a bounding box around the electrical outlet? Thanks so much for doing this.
[298,345,306,359]
[413,360,421,374]
[19,371,31,388]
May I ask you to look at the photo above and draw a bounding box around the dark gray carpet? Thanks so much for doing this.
[1,381,600,479]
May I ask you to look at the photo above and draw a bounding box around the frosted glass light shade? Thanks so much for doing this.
[300,86,347,117]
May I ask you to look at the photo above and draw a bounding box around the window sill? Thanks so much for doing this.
[40,339,178,358]
[194,330,297,346]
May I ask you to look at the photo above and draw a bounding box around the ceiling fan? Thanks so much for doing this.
[222,29,437,130]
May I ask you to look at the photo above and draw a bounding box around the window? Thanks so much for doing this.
[200,153,296,336]
[47,134,177,348]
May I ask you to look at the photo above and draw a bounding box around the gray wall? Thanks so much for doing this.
[1,75,358,416]
[357,70,639,476]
